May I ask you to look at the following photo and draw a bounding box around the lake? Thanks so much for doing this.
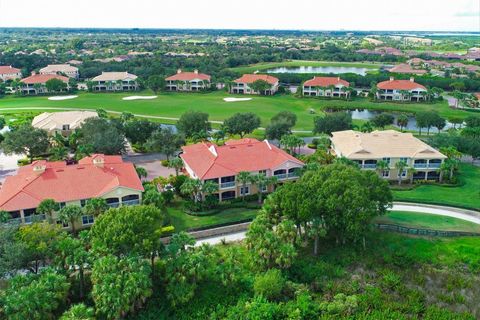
[265,66,371,76]
[347,109,456,132]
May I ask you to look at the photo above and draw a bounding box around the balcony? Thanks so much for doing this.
[428,163,441,169]
[274,173,287,180]
[24,214,46,224]
[107,202,120,208]
[362,164,377,169]
[413,163,428,169]
[220,181,236,189]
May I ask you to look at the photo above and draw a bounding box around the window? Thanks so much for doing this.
[221,191,236,200]
[240,186,250,196]
[80,199,87,207]
[382,170,390,178]
[56,220,69,228]
[382,157,391,165]
[261,185,268,192]
[62,124,70,131]
[258,170,267,176]
[59,202,66,209]
[399,157,408,164]
[82,215,94,225]
[400,170,408,178]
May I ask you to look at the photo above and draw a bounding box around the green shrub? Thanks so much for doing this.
[319,293,358,315]
[381,269,401,290]
[161,225,175,234]
[161,159,169,166]
[254,269,285,301]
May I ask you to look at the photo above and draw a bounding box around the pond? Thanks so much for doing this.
[346,109,456,132]
[264,66,371,76]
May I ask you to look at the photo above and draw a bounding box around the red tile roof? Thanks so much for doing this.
[377,78,426,91]
[21,74,69,84]
[166,71,211,81]
[234,74,279,85]
[474,93,480,100]
[388,64,427,75]
[0,155,143,211]
[0,65,21,74]
[180,138,304,180]
[304,76,349,87]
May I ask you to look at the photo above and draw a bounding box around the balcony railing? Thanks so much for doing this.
[108,202,120,208]
[274,173,287,180]
[220,181,236,189]
[122,200,140,206]
[24,214,46,224]
[428,163,441,169]
[362,164,377,169]
[413,163,428,169]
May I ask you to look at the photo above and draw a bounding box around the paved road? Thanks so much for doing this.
[195,202,480,246]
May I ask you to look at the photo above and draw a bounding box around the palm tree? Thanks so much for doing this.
[370,84,378,100]
[361,121,374,133]
[251,174,277,204]
[135,166,148,180]
[395,160,408,185]
[399,90,408,101]
[327,85,336,98]
[375,160,390,178]
[85,198,109,217]
[439,147,462,180]
[237,171,252,201]
[36,199,59,224]
[340,86,348,100]
[167,158,184,176]
[396,114,409,132]
[180,178,217,203]
[407,167,416,184]
[58,205,84,234]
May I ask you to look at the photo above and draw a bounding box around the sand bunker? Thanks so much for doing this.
[122,96,158,101]
[48,95,78,101]
[223,97,252,102]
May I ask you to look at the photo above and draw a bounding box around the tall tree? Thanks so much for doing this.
[92,255,152,319]
[77,118,126,155]
[223,112,261,138]
[394,160,408,185]
[167,157,184,176]
[84,198,109,217]
[313,112,352,135]
[146,75,165,93]
[60,304,95,320]
[146,127,184,160]
[396,114,409,132]
[250,79,272,95]
[177,111,211,139]
[36,199,59,224]
[1,124,50,162]
[237,171,253,201]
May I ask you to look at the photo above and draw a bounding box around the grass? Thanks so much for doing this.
[0,91,470,131]
[374,211,480,233]
[166,203,258,232]
[228,60,382,74]
[393,164,480,211]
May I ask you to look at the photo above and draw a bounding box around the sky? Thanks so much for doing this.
[0,0,479,31]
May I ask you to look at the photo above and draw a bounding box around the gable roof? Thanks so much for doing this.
[304,76,349,87]
[91,72,138,81]
[180,138,304,180]
[32,111,98,131]
[388,64,427,75]
[331,130,446,160]
[166,70,211,81]
[377,78,426,90]
[0,65,21,74]
[0,155,143,211]
[39,64,78,73]
[20,74,69,84]
[234,74,279,85]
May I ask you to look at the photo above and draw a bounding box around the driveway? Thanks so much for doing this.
[194,202,480,246]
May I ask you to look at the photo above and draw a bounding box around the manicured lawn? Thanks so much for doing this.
[228,60,381,74]
[166,203,259,232]
[374,211,480,233]
[393,164,480,211]
[0,91,468,131]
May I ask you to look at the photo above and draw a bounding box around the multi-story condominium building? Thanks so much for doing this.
[165,69,211,91]
[0,65,22,81]
[39,64,79,79]
[32,111,98,136]
[20,73,69,95]
[0,155,143,229]
[230,74,279,95]
[180,138,304,201]
[376,77,427,101]
[90,72,138,92]
[330,130,446,182]
[302,76,350,98]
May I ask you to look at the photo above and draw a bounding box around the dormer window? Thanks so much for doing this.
[62,124,70,131]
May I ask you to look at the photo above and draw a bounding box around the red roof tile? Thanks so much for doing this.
[0,65,21,74]
[21,74,69,84]
[377,78,426,90]
[304,76,349,87]
[166,71,211,81]
[0,155,143,211]
[234,74,279,85]
[180,138,304,180]
[388,64,427,75]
